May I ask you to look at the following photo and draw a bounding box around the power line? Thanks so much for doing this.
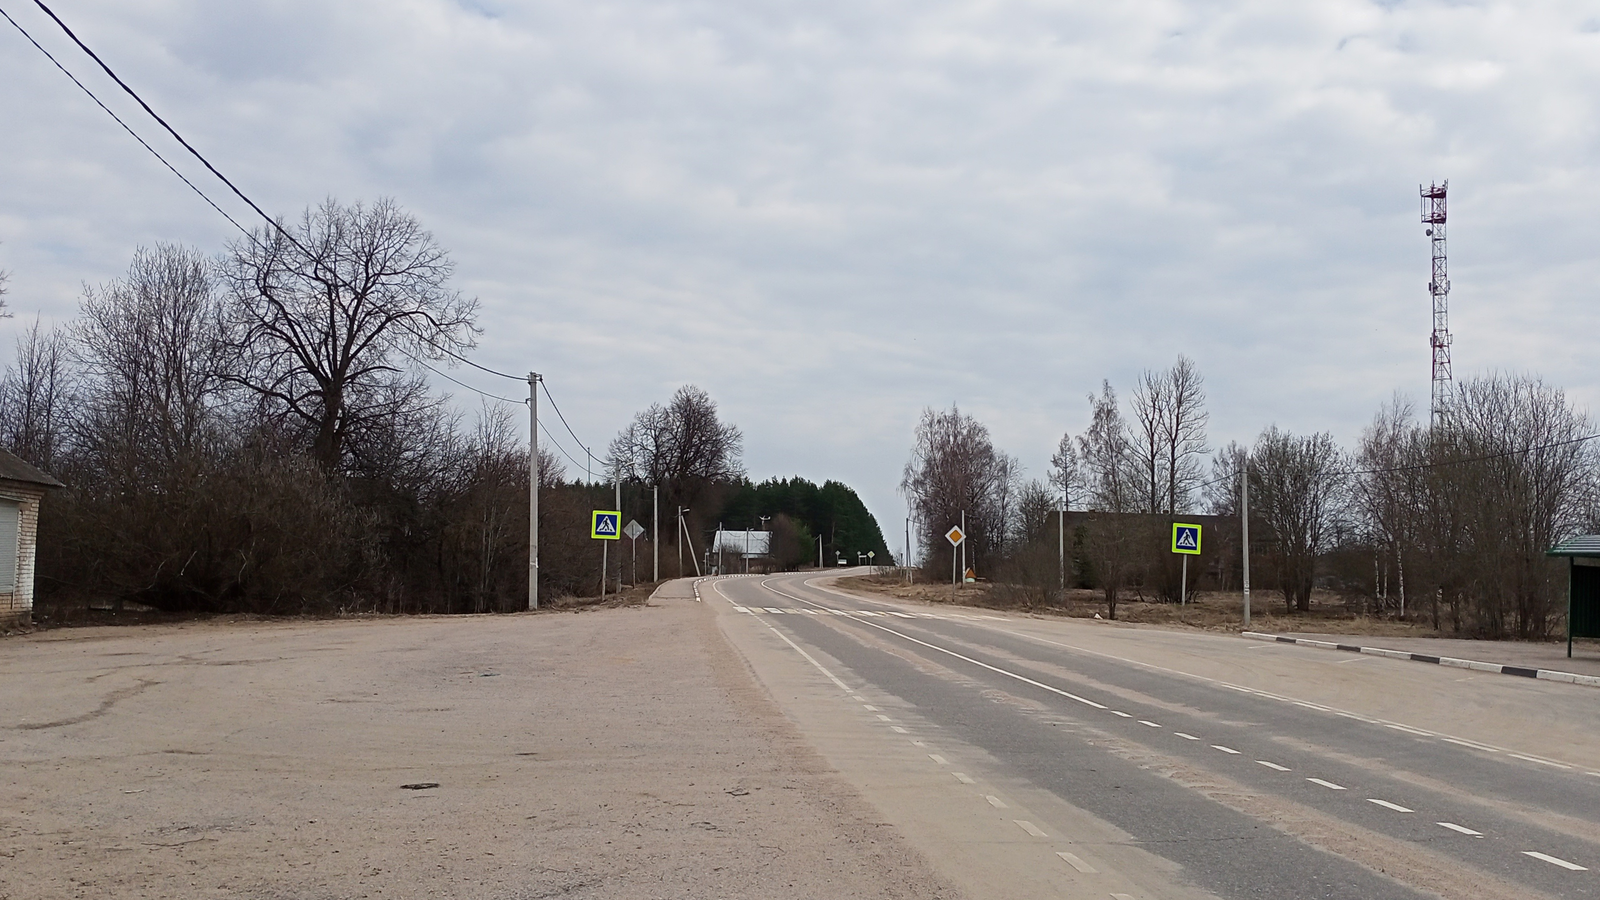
[411,355,523,405]
[16,0,532,388]
[0,4,251,239]
[540,380,595,463]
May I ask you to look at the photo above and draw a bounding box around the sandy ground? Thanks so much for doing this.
[0,596,959,900]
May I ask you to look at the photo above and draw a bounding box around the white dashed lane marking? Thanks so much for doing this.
[1438,822,1483,837]
[929,754,949,765]
[1368,798,1414,813]
[1308,778,1346,791]
[1257,760,1291,772]
[953,772,975,784]
[890,726,908,733]
[1111,711,1132,718]
[1442,737,1498,752]
[1510,753,1572,770]
[1524,851,1588,871]
[876,714,892,721]
[1056,851,1097,873]
[862,704,878,711]
[1139,720,1162,728]
[985,795,1008,808]
[1174,732,1199,740]
[1014,820,1048,838]
[1211,745,1240,755]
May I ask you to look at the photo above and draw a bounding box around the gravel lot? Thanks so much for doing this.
[0,596,959,900]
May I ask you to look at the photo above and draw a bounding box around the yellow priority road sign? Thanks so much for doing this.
[945,526,965,547]
[1171,523,1202,555]
[591,510,622,540]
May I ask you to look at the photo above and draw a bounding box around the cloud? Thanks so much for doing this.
[1,0,1597,536]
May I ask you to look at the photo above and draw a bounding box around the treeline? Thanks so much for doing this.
[0,200,887,615]
[903,356,1599,638]
[718,477,892,569]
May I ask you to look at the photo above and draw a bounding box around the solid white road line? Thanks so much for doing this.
[1211,745,1240,754]
[1256,760,1291,771]
[1437,822,1482,837]
[1307,778,1346,790]
[1523,851,1587,871]
[986,795,1008,808]
[953,772,975,784]
[1368,798,1414,813]
[1014,820,1048,837]
[1055,851,1097,873]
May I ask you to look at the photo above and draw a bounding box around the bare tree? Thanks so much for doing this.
[1076,382,1138,617]
[900,406,1014,577]
[223,198,479,472]
[0,317,70,469]
[1250,426,1346,613]
[610,384,744,517]
[1129,356,1208,515]
[71,244,229,475]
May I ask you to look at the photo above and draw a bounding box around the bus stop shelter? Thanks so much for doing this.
[1546,535,1600,658]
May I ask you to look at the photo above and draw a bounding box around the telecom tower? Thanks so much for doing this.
[1420,181,1452,425]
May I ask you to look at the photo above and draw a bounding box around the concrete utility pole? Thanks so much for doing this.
[677,507,686,577]
[1058,487,1067,593]
[1241,452,1251,629]
[614,476,621,591]
[653,486,659,582]
[527,372,540,611]
[960,510,967,582]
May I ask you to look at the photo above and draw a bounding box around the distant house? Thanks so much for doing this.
[711,529,771,574]
[0,449,64,629]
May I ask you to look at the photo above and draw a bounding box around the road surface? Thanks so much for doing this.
[710,570,1600,900]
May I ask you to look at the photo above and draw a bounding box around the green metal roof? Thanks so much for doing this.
[1547,535,1600,557]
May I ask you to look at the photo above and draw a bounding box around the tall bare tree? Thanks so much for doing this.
[900,405,1015,576]
[0,317,70,469]
[1250,426,1346,612]
[223,198,479,472]
[609,384,744,521]
[1129,356,1208,515]
[1076,382,1137,617]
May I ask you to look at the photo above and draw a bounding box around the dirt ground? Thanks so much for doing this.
[839,573,1442,638]
[0,597,959,900]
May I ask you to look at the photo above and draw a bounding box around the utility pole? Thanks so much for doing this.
[1058,486,1067,593]
[527,372,540,611]
[653,486,659,582]
[677,507,686,577]
[1241,451,1251,629]
[614,475,621,592]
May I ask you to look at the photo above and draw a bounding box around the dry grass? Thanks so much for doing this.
[835,574,1444,638]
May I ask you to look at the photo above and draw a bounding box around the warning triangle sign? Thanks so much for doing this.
[1176,530,1196,549]
[596,517,617,534]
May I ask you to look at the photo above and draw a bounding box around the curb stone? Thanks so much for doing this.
[1240,632,1600,689]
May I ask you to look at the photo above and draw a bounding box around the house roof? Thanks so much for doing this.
[1547,535,1600,558]
[712,530,771,556]
[0,448,63,489]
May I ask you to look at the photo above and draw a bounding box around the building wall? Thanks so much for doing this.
[0,481,46,629]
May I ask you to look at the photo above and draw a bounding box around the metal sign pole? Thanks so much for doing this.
[1181,554,1188,606]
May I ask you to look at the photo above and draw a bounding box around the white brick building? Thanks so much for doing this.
[0,449,64,628]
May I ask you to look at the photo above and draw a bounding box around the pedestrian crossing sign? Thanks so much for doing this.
[1172,523,1202,555]
[591,510,621,540]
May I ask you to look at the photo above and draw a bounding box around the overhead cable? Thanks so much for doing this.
[0,4,251,239]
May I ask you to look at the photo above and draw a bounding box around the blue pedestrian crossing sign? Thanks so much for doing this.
[591,510,621,540]
[1171,523,1202,555]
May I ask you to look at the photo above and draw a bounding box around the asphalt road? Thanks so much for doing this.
[709,570,1600,900]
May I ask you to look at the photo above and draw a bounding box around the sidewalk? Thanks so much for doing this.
[1251,630,1600,683]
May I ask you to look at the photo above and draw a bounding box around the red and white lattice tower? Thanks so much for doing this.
[1420,181,1452,426]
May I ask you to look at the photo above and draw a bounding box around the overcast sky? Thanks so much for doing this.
[2,0,1598,551]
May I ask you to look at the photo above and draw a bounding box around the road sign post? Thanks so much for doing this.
[945,526,966,596]
[624,519,645,585]
[593,510,621,600]
[1171,523,1202,606]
